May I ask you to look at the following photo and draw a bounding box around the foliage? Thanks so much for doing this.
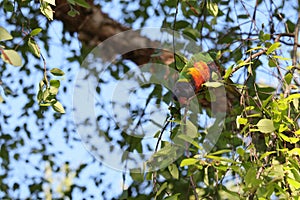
[0,0,300,199]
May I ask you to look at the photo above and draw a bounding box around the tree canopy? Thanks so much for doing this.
[0,0,300,199]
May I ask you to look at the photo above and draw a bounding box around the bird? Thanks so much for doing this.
[173,52,240,113]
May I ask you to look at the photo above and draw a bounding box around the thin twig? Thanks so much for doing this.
[40,53,49,88]
[183,101,199,200]
[172,0,179,71]
[292,10,300,68]
[232,49,267,74]
[152,116,171,192]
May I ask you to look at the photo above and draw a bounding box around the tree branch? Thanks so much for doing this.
[54,0,174,66]
[231,49,267,74]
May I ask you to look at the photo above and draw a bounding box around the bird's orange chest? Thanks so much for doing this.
[187,61,210,92]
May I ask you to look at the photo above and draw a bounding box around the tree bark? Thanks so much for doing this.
[54,0,174,65]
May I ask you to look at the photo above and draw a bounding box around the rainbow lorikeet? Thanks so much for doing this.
[173,52,241,114]
[173,52,221,105]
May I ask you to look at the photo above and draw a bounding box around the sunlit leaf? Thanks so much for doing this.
[236,115,248,129]
[224,65,233,80]
[50,68,65,76]
[287,178,300,189]
[1,49,22,66]
[204,81,223,88]
[30,28,42,36]
[256,119,275,133]
[52,100,65,113]
[279,133,299,144]
[0,26,13,41]
[40,3,53,20]
[43,0,55,5]
[206,2,218,17]
[266,42,281,55]
[259,151,276,160]
[288,148,300,156]
[246,46,263,52]
[28,38,40,58]
[180,158,198,167]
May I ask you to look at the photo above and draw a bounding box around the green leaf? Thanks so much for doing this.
[3,0,14,12]
[164,193,180,200]
[30,28,42,36]
[236,115,248,129]
[37,90,43,102]
[263,34,271,41]
[287,178,300,189]
[50,68,65,76]
[266,42,281,55]
[288,148,300,156]
[268,59,277,67]
[273,55,291,60]
[43,0,55,5]
[284,73,293,84]
[286,93,300,101]
[256,119,275,133]
[177,134,201,149]
[204,81,223,88]
[1,49,22,66]
[185,120,198,138]
[49,87,58,95]
[28,38,40,58]
[74,0,90,8]
[0,26,13,41]
[236,147,245,156]
[175,20,190,29]
[39,80,45,90]
[40,3,53,20]
[206,2,218,17]
[259,151,276,160]
[246,46,263,52]
[245,168,262,187]
[293,98,299,112]
[279,133,299,144]
[155,182,168,197]
[129,168,144,182]
[224,65,233,80]
[183,27,199,41]
[180,158,198,167]
[168,164,179,179]
[209,149,231,156]
[50,79,60,88]
[43,88,50,101]
[67,9,80,17]
[52,101,65,113]
[205,155,235,163]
